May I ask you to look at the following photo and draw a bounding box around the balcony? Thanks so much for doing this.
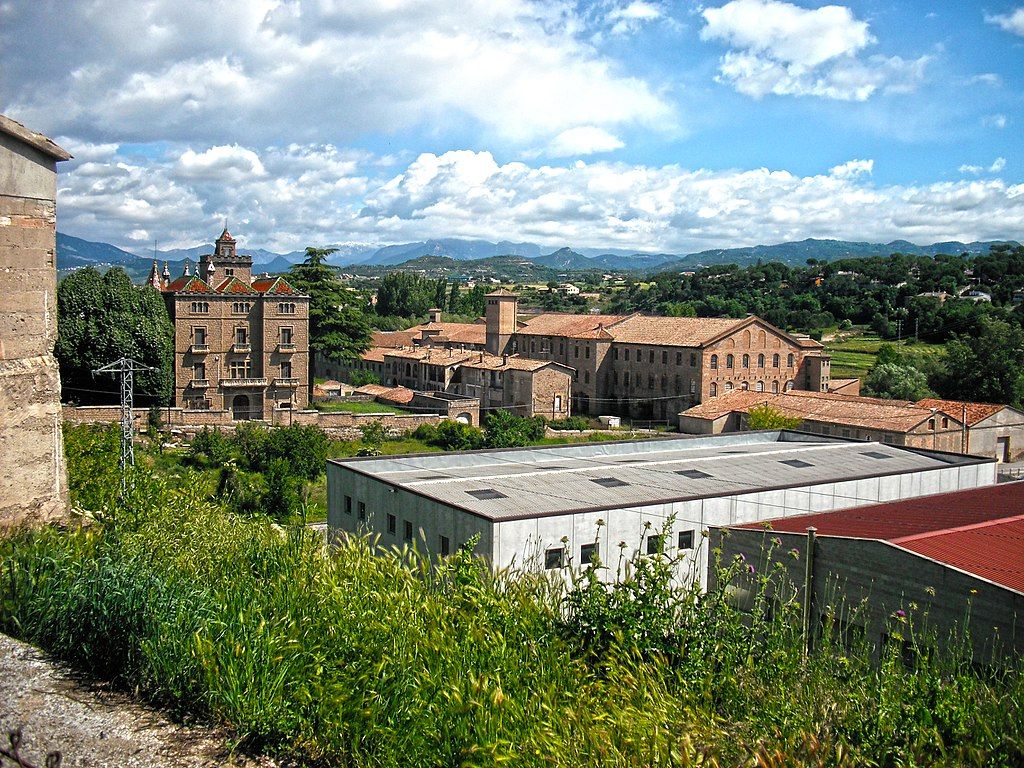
[274,377,300,387]
[277,342,297,353]
[189,378,210,389]
[221,378,267,388]
[190,344,210,354]
[231,343,251,353]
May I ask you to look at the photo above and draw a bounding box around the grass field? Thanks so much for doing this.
[825,331,946,379]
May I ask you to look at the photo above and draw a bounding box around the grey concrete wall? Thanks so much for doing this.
[713,527,1023,661]
[0,130,67,527]
[967,407,1024,461]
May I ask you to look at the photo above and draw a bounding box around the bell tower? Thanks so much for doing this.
[198,228,253,284]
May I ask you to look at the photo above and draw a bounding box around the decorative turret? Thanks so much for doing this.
[147,260,162,290]
[199,227,252,284]
[162,261,170,284]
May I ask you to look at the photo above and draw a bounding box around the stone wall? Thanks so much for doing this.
[0,120,69,527]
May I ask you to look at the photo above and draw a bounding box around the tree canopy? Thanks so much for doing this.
[288,247,371,361]
[56,267,174,405]
[745,404,803,431]
[934,319,1024,407]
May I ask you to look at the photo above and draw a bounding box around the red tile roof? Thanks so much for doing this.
[215,276,256,294]
[372,330,420,348]
[355,384,415,404]
[915,398,1007,426]
[165,275,215,293]
[251,276,298,295]
[736,483,1024,593]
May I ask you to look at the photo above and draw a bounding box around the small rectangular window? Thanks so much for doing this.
[357,501,366,521]
[860,451,892,460]
[344,495,352,515]
[779,459,813,468]
[467,488,507,500]
[646,534,665,555]
[580,543,598,565]
[545,547,565,569]
[690,353,697,366]
[439,536,450,556]
[678,530,694,550]
[404,520,413,542]
[585,346,590,359]
[387,513,396,534]
[676,469,712,479]
[591,477,628,488]
[649,350,654,364]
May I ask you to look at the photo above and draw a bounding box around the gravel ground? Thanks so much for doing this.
[0,633,278,768]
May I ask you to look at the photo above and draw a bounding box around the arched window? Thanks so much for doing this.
[710,382,717,397]
[710,354,718,369]
[785,380,794,391]
[725,382,734,392]
[773,353,780,368]
[772,380,780,393]
[756,381,765,392]
[405,363,412,376]
[726,354,734,369]
[741,381,749,390]
[787,353,795,367]
[742,354,750,368]
[758,354,765,368]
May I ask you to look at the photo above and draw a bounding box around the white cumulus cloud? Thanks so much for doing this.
[547,126,625,157]
[986,8,1024,36]
[701,0,929,100]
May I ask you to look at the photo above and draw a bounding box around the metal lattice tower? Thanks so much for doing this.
[93,357,154,473]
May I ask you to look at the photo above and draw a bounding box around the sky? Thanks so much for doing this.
[2,0,1023,254]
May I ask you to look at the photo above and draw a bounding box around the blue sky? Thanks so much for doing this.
[2,0,1022,253]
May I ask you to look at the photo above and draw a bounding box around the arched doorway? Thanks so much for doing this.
[455,412,472,425]
[232,394,250,421]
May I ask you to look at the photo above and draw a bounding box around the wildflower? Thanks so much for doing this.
[894,609,906,621]
[970,588,978,595]
[746,564,755,574]
[789,548,800,560]
[924,586,936,597]
[771,537,782,547]
[643,520,651,530]
[738,552,747,562]
[618,540,627,549]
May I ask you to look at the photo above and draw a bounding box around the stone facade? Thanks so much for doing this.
[158,230,310,421]
[0,115,70,527]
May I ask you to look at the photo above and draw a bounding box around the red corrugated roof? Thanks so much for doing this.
[737,483,1024,593]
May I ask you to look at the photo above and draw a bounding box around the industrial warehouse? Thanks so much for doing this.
[326,432,996,586]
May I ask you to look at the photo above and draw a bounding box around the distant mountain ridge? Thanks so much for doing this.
[57,232,1019,279]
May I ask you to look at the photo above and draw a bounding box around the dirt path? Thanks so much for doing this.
[0,633,276,768]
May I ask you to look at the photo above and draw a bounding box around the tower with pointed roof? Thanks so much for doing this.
[161,229,310,420]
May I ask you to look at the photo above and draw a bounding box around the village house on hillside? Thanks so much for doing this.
[330,291,832,420]
[152,229,310,420]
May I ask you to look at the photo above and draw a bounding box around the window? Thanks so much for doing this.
[772,380,780,393]
[678,530,694,550]
[585,346,591,359]
[649,350,654,364]
[559,342,564,355]
[785,380,794,391]
[710,382,717,397]
[690,353,697,366]
[787,353,795,367]
[439,536,450,556]
[614,348,619,360]
[531,341,536,353]
[663,350,669,364]
[780,459,813,468]
[710,354,718,369]
[674,374,681,392]
[584,371,590,384]
[689,379,696,394]
[541,338,550,353]
[225,268,235,277]
[646,534,665,555]
[861,451,892,460]
[554,395,562,412]
[234,327,248,345]
[726,354,734,369]
[724,382,733,392]
[357,501,366,521]
[280,327,293,345]
[661,375,668,391]
[281,361,292,378]
[193,363,206,380]
[467,488,507,500]
[773,354,780,367]
[742,354,749,368]
[624,372,630,386]
[190,301,209,313]
[758,354,765,368]
[676,469,712,479]
[580,543,598,565]
[545,547,565,569]
[756,381,764,392]
[928,418,936,430]
[675,351,682,365]
[591,477,628,488]
[228,360,253,378]
[232,301,251,314]
[344,495,352,515]
[647,374,654,389]
[574,346,579,359]
[404,520,413,542]
[278,302,296,314]
[625,349,630,362]
[941,417,949,428]
[193,327,207,346]
[741,381,749,390]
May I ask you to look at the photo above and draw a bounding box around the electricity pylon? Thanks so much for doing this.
[93,357,154,474]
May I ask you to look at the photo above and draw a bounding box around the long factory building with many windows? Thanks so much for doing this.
[326,432,996,585]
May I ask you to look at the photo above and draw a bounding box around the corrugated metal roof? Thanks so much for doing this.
[332,434,987,521]
[736,483,1024,593]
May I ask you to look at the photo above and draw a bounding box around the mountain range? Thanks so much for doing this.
[56,232,1018,281]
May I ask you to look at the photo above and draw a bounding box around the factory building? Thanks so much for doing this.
[327,432,995,586]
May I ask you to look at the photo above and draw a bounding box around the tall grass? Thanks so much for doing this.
[1,430,1022,766]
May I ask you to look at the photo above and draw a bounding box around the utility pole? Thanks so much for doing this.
[93,357,154,476]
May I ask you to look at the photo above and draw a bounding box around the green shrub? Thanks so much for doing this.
[548,416,591,431]
[187,427,233,467]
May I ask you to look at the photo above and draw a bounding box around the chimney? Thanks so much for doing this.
[428,307,442,323]
[502,354,509,366]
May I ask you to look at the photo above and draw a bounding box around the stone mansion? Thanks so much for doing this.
[155,229,310,420]
[337,290,831,420]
